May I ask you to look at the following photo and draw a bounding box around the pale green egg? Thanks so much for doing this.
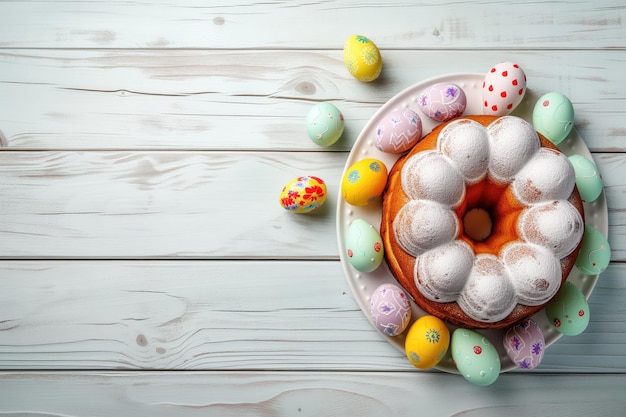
[345,219,384,273]
[545,281,589,336]
[451,328,500,386]
[575,224,611,274]
[568,154,603,202]
[532,92,574,145]
[306,102,344,147]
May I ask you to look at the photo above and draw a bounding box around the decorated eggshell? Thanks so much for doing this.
[345,219,384,272]
[545,281,590,336]
[533,92,575,145]
[418,82,467,122]
[374,108,423,153]
[279,176,327,213]
[503,319,545,370]
[343,35,383,82]
[451,329,501,386]
[482,62,526,116]
[306,102,345,147]
[405,315,450,369]
[369,283,411,336]
[341,158,388,206]
[568,154,603,202]
[575,224,611,275]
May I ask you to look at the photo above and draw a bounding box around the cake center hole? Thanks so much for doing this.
[463,208,493,242]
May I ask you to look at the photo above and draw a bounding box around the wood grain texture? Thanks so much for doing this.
[0,151,623,260]
[0,261,624,372]
[1,371,625,417]
[0,1,624,49]
[0,49,624,151]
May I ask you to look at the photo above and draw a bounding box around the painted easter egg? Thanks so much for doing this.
[374,108,423,153]
[405,315,450,369]
[343,35,382,82]
[451,329,501,386]
[533,92,575,145]
[279,176,327,213]
[306,102,345,147]
[545,281,590,336]
[575,224,611,275]
[369,283,411,337]
[503,319,545,370]
[341,158,388,206]
[482,62,526,116]
[418,82,467,122]
[345,219,384,273]
[568,154,603,203]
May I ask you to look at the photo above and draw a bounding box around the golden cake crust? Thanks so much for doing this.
[380,115,584,329]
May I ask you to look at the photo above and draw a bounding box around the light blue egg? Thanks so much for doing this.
[568,154,603,202]
[576,224,611,274]
[306,102,344,147]
[532,92,574,145]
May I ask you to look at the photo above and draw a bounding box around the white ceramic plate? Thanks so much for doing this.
[336,73,609,373]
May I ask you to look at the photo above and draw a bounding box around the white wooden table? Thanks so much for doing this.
[1,1,625,415]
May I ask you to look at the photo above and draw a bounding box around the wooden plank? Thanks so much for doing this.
[0,151,623,260]
[0,371,625,416]
[0,49,624,151]
[0,1,624,49]
[0,261,624,372]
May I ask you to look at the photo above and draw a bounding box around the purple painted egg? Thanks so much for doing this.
[369,283,411,336]
[374,108,422,154]
[418,82,467,122]
[503,319,545,370]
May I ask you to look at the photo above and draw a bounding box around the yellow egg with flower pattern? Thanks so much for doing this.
[279,176,327,214]
[405,315,450,369]
[343,35,383,82]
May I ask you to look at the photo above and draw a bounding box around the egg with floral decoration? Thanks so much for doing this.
[418,82,467,122]
[405,315,450,369]
[341,158,388,206]
[503,319,545,370]
[343,35,383,82]
[279,176,327,213]
[369,283,411,336]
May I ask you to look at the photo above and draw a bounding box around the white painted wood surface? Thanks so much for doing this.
[1,1,625,415]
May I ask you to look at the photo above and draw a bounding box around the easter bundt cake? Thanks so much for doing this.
[380,115,585,329]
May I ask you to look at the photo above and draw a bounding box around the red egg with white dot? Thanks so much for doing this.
[482,62,527,116]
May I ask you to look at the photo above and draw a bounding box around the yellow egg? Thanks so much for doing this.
[279,176,327,213]
[405,315,450,369]
[343,35,383,82]
[341,158,388,206]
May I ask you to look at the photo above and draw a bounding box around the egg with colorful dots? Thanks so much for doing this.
[369,283,411,337]
[503,319,545,370]
[545,281,590,336]
[343,35,382,82]
[306,102,345,147]
[341,158,388,206]
[404,315,450,369]
[279,176,327,213]
[533,92,575,145]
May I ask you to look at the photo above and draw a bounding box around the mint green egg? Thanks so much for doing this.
[576,224,611,274]
[451,329,500,386]
[345,219,384,273]
[568,154,603,202]
[532,92,574,145]
[306,102,344,147]
[545,281,589,336]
